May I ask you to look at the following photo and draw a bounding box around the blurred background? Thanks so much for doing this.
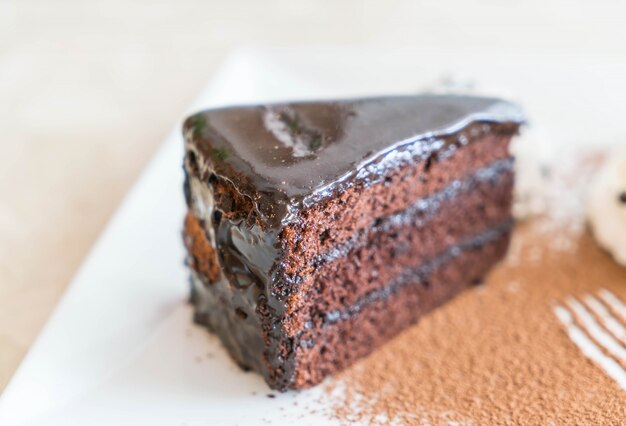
[1,0,626,392]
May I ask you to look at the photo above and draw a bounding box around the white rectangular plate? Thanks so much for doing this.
[1,48,625,426]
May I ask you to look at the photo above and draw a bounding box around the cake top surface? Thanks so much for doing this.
[184,95,524,223]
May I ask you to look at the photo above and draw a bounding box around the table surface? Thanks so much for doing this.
[2,0,626,393]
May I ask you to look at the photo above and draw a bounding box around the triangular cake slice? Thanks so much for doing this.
[182,95,524,390]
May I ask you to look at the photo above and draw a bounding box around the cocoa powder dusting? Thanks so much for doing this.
[325,153,626,424]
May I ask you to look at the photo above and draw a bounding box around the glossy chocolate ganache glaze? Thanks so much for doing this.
[182,95,524,390]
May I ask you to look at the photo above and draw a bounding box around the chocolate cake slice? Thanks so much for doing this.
[182,95,524,390]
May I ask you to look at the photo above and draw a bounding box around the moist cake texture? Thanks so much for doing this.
[181,95,524,390]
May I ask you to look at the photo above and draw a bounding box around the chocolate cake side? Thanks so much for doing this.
[181,95,524,390]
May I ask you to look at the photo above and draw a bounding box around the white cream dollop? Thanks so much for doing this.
[588,149,626,267]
